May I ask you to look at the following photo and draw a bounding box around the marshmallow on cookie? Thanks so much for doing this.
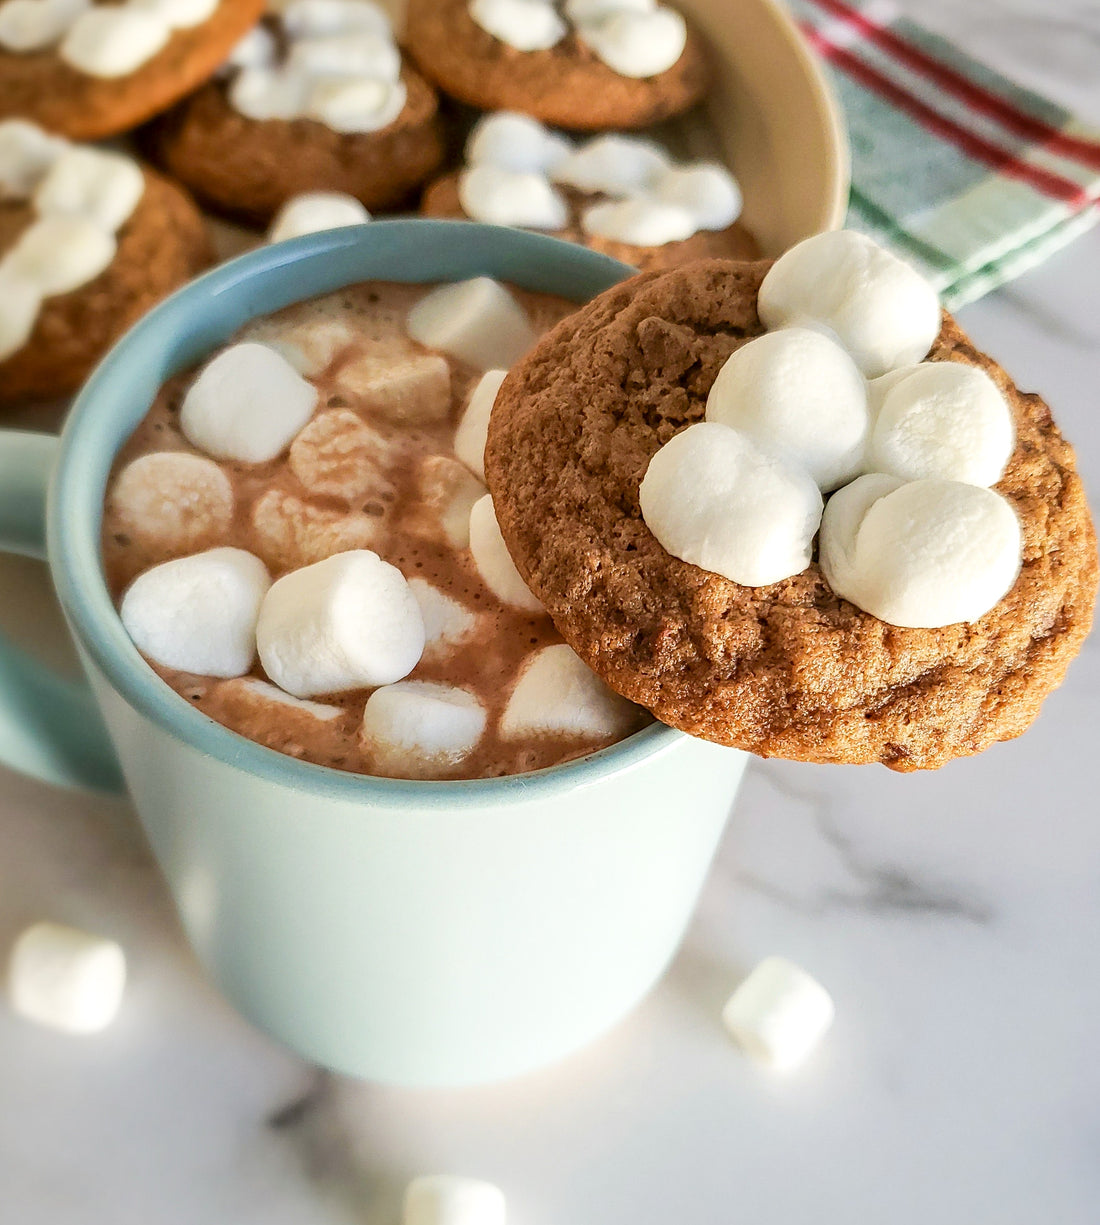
[640,230,1023,629]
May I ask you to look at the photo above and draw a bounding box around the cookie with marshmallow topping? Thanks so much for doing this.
[145,0,445,224]
[486,255,1097,771]
[0,0,265,140]
[0,119,210,404]
[404,0,708,131]
[422,112,758,272]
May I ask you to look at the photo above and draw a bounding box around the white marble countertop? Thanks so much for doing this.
[1,2,1098,1222]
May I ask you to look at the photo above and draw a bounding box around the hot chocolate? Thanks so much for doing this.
[102,279,650,780]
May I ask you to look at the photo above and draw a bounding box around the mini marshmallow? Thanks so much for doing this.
[7,922,126,1035]
[0,119,66,200]
[639,422,823,587]
[361,680,487,777]
[407,278,535,371]
[758,230,942,379]
[230,65,313,121]
[466,111,572,175]
[500,643,638,739]
[867,360,1015,487]
[0,0,89,53]
[336,352,452,423]
[576,6,688,78]
[259,315,354,376]
[251,489,384,570]
[1,215,116,296]
[469,0,566,51]
[287,31,400,80]
[278,0,392,38]
[819,475,1022,628]
[268,191,371,243]
[0,272,42,362]
[458,164,569,231]
[180,342,318,464]
[403,1176,507,1225]
[287,408,393,502]
[225,21,276,69]
[256,550,424,697]
[224,677,344,721]
[120,547,271,677]
[722,956,835,1071]
[580,198,696,246]
[409,455,487,549]
[454,369,507,482]
[565,0,656,20]
[408,578,478,659]
[33,146,145,234]
[108,451,234,555]
[652,162,741,231]
[467,493,542,612]
[59,7,172,77]
[550,134,670,196]
[306,76,407,133]
[705,328,870,491]
[130,0,219,29]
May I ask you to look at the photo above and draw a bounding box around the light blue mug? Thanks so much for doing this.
[0,222,748,1086]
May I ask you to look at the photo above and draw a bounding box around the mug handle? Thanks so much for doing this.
[0,430,123,793]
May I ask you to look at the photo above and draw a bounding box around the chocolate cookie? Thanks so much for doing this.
[146,63,446,224]
[404,0,709,131]
[0,168,210,404]
[422,169,758,273]
[485,260,1098,771]
[0,1,266,141]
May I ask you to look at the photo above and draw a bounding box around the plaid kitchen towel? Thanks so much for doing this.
[787,0,1100,307]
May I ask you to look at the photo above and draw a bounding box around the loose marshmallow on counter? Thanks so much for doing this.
[404,1176,507,1225]
[120,547,271,677]
[469,0,566,51]
[639,422,823,587]
[60,7,172,77]
[454,369,507,483]
[705,328,870,491]
[575,6,688,77]
[1,214,116,296]
[33,146,145,234]
[108,451,234,555]
[7,922,126,1035]
[277,0,392,38]
[467,493,543,612]
[466,111,572,175]
[819,474,1022,628]
[458,164,569,231]
[306,76,408,134]
[500,643,637,739]
[0,0,89,53]
[406,278,535,371]
[652,162,742,231]
[131,0,220,28]
[722,956,835,1071]
[758,229,942,379]
[0,119,66,199]
[550,134,670,197]
[361,680,487,777]
[256,550,424,697]
[180,342,319,464]
[268,191,371,244]
[580,197,695,246]
[0,273,42,362]
[867,360,1015,487]
[408,578,478,660]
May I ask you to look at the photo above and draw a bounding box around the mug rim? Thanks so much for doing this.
[47,220,688,809]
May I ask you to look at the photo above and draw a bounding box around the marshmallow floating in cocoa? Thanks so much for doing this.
[256,549,425,697]
[406,278,535,371]
[181,342,318,464]
[705,327,870,492]
[108,451,234,555]
[268,191,371,243]
[500,643,638,739]
[722,956,835,1072]
[467,494,543,612]
[408,578,479,662]
[361,680,488,777]
[639,421,824,587]
[758,229,941,379]
[819,474,1022,628]
[120,546,271,677]
[7,922,127,1035]
[403,1176,507,1225]
[454,369,507,483]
